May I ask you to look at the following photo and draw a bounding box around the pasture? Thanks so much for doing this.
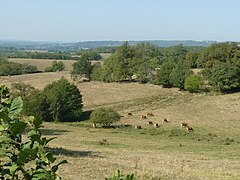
[1,72,240,179]
[8,58,77,71]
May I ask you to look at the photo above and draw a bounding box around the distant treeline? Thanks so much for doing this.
[0,49,102,61]
[72,42,240,93]
[0,40,215,52]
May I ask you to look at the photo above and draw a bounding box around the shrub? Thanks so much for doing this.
[106,169,136,180]
[45,61,65,72]
[184,74,204,93]
[90,107,121,127]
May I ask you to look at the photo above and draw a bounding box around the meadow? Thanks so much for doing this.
[1,72,240,179]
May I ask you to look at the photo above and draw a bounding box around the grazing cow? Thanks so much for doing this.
[181,122,188,128]
[147,112,154,117]
[187,126,194,132]
[127,112,133,116]
[141,115,147,119]
[148,121,153,125]
[163,119,169,123]
[135,125,142,129]
[92,123,96,128]
[154,123,159,128]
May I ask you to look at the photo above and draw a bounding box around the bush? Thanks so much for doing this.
[45,61,65,72]
[90,107,121,127]
[184,74,204,93]
[106,169,136,180]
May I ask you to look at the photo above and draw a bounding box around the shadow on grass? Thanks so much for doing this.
[80,110,93,121]
[40,129,70,135]
[48,147,103,158]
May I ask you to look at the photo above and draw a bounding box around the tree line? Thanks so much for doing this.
[0,57,39,76]
[5,50,102,61]
[72,42,240,93]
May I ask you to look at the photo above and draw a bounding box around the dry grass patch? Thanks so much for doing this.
[8,58,76,71]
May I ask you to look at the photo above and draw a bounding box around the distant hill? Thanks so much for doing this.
[0,40,218,52]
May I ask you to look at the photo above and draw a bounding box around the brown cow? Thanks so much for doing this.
[163,119,169,123]
[181,122,188,128]
[154,123,159,128]
[141,115,147,119]
[147,112,154,117]
[127,112,133,116]
[135,125,142,129]
[187,126,194,132]
[148,121,153,125]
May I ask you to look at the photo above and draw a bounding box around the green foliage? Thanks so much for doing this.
[7,51,74,60]
[91,62,104,81]
[11,82,36,101]
[105,169,136,180]
[185,51,200,68]
[81,50,102,60]
[22,90,50,121]
[0,59,38,76]
[71,56,92,80]
[101,42,163,83]
[203,61,240,93]
[43,78,83,122]
[169,61,193,90]
[154,60,175,87]
[90,107,121,127]
[167,44,188,62]
[45,61,65,72]
[184,74,204,93]
[0,85,67,179]
[196,42,240,68]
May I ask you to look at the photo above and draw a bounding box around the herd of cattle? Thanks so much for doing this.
[92,112,194,132]
[128,112,194,132]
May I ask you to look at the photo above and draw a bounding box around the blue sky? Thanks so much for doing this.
[0,0,239,42]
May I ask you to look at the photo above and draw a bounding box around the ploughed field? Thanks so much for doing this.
[1,72,240,179]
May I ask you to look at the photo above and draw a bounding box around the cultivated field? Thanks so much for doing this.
[1,72,240,179]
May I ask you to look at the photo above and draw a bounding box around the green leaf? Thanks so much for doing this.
[9,164,20,175]
[51,160,68,173]
[10,121,27,135]
[42,137,57,146]
[0,111,12,122]
[9,97,23,118]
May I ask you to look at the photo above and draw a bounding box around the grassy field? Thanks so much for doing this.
[1,72,240,179]
[8,54,110,72]
[8,58,77,71]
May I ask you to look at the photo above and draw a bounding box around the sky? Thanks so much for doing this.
[0,0,240,42]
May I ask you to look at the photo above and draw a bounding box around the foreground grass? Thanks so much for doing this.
[41,121,240,180]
